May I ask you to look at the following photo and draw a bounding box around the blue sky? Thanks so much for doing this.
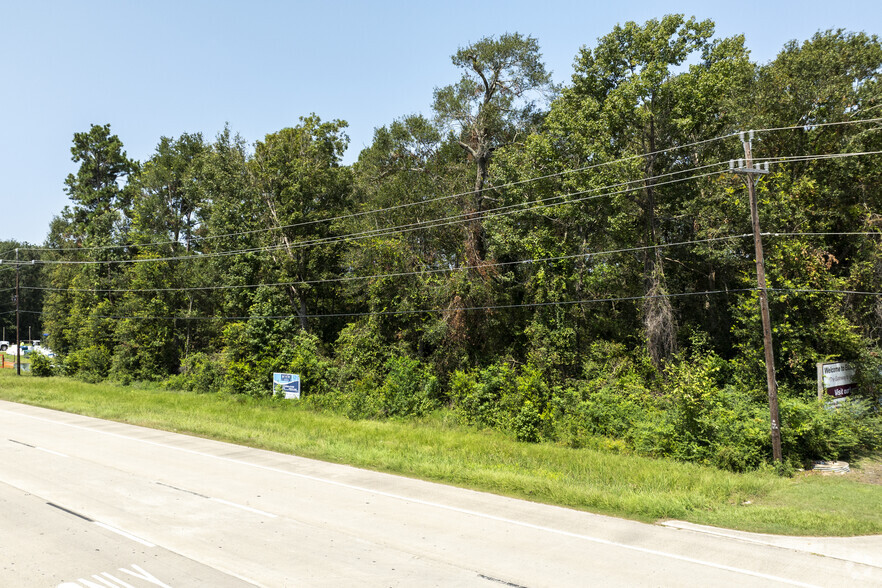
[1,0,879,244]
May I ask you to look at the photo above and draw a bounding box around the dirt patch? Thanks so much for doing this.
[849,455,882,485]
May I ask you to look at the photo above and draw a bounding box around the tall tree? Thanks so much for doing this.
[250,115,353,335]
[540,15,742,368]
[43,124,138,354]
[433,33,553,268]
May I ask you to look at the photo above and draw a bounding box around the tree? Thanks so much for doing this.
[433,33,553,268]
[43,124,138,355]
[250,115,353,336]
[539,15,749,368]
[62,124,138,246]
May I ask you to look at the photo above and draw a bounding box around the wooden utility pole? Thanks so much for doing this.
[15,248,20,376]
[731,131,782,463]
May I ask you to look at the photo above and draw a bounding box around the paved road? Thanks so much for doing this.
[1,399,881,587]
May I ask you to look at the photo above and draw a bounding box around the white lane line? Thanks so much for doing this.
[6,407,822,586]
[37,446,69,458]
[94,522,156,547]
[8,437,69,457]
[211,497,278,518]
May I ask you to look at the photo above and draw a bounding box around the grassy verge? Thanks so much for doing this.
[1,370,881,536]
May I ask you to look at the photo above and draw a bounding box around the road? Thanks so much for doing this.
[1,399,881,587]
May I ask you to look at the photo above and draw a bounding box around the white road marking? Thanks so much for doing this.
[96,573,136,588]
[37,446,69,457]
[57,565,169,588]
[211,497,277,518]
[7,437,68,457]
[93,522,156,547]
[119,564,172,587]
[9,407,822,587]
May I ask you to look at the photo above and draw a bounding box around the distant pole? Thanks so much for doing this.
[731,131,782,463]
[15,248,20,376]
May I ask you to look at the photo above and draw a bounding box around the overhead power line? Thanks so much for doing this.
[18,288,755,322]
[22,234,756,294]
[751,117,882,135]
[20,165,729,266]
[20,130,742,255]
[12,118,882,257]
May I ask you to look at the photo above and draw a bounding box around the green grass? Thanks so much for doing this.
[2,369,881,536]
[1,352,30,367]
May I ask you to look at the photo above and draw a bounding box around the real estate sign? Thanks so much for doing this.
[817,362,857,406]
[272,372,301,399]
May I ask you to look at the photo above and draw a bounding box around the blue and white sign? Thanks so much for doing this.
[272,372,301,399]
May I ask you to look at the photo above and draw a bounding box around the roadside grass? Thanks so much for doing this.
[2,370,881,536]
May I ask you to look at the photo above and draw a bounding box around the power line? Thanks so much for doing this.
[21,131,742,255]
[763,231,882,237]
[753,117,882,135]
[13,119,882,257]
[19,288,754,321]
[769,288,882,297]
[18,146,879,268]
[23,165,729,266]
[22,234,756,294]
[10,149,882,270]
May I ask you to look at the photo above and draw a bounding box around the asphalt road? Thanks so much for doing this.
[1,399,881,587]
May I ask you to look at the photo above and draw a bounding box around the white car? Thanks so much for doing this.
[0,341,9,352]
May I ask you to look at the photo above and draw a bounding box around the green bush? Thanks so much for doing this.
[380,355,438,418]
[172,352,225,394]
[780,395,882,464]
[513,400,542,442]
[449,363,517,428]
[65,346,112,383]
[29,352,55,377]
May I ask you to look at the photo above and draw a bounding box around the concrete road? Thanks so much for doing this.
[1,399,881,587]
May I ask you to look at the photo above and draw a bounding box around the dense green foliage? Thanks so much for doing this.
[3,17,882,471]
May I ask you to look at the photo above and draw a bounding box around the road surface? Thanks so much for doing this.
[1,399,881,587]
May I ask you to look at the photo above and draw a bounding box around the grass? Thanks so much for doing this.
[1,369,881,536]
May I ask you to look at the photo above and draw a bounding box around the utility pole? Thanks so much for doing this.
[15,248,20,376]
[731,131,782,463]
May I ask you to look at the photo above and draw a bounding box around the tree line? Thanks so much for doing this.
[4,15,882,471]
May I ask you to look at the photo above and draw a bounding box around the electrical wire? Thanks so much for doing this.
[752,117,882,135]
[21,234,755,294]
[768,288,882,297]
[20,131,742,255]
[12,118,882,257]
[763,232,882,238]
[25,166,729,266]
[17,146,882,268]
[17,288,754,321]
[752,150,882,165]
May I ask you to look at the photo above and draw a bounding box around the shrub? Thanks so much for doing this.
[449,363,517,428]
[29,352,55,377]
[513,400,542,442]
[380,355,437,418]
[65,346,112,383]
[174,352,225,394]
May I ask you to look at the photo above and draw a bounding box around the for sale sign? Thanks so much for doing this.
[272,373,301,399]
[817,362,857,405]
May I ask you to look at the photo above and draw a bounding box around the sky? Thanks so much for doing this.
[1,0,880,245]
